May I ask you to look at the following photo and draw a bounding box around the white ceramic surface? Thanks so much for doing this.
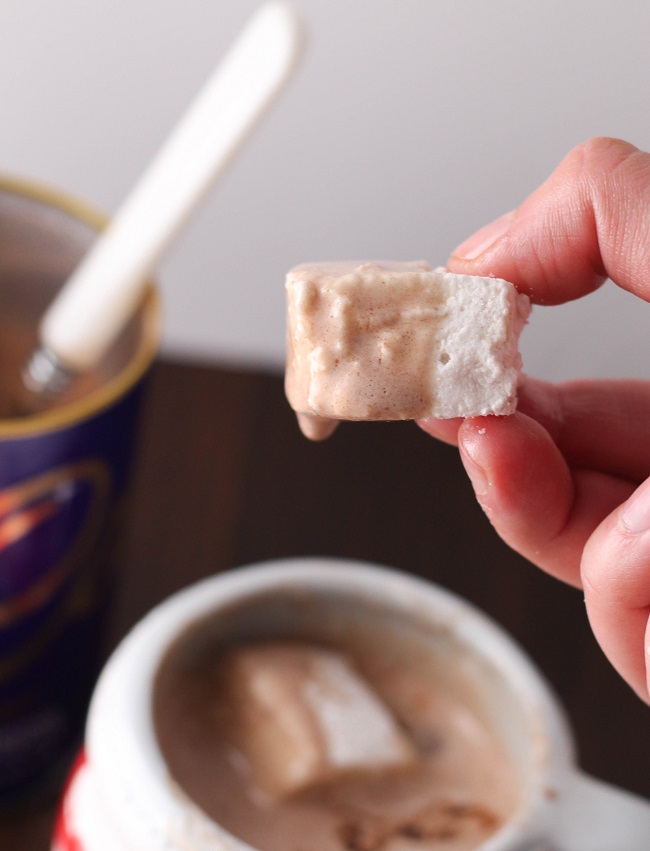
[54,558,650,850]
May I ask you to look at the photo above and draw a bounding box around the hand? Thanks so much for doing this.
[419,137,650,703]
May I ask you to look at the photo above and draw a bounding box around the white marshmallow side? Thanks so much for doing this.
[428,267,531,418]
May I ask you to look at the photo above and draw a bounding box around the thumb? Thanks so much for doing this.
[449,137,650,307]
[581,479,650,703]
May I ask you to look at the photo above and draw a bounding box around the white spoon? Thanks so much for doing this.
[23,1,304,398]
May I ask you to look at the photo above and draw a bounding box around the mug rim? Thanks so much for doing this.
[85,557,577,850]
[0,174,161,438]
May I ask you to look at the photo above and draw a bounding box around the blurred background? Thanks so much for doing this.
[1,0,649,382]
[3,10,650,838]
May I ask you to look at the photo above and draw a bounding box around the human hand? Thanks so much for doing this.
[419,137,650,702]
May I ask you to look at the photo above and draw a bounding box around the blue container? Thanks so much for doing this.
[0,178,160,798]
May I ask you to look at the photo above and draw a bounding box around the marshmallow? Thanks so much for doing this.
[223,642,416,800]
[285,261,531,439]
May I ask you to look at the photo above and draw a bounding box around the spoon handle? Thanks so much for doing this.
[38,2,303,375]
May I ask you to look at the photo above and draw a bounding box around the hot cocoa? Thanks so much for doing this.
[154,607,521,851]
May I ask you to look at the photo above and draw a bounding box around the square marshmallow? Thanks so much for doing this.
[223,643,416,800]
[285,262,530,438]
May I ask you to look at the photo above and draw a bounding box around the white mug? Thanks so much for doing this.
[53,558,650,850]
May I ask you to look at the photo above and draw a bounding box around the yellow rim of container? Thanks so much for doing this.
[0,175,161,438]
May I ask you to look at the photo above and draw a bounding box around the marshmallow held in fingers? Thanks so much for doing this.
[222,642,417,800]
[285,262,531,440]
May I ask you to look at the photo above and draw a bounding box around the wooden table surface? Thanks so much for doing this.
[2,358,650,848]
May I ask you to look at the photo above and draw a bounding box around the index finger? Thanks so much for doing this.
[448,137,650,306]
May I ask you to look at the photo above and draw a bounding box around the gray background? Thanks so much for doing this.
[1,0,648,381]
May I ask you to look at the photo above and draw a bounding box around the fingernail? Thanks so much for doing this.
[459,439,489,500]
[621,479,650,534]
[452,210,516,261]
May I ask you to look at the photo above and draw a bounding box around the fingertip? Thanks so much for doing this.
[457,412,583,584]
[457,418,494,502]
[456,416,515,498]
[447,136,650,307]
[416,416,463,446]
[457,415,506,464]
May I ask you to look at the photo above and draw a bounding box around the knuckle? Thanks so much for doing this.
[581,522,647,606]
[571,136,638,170]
